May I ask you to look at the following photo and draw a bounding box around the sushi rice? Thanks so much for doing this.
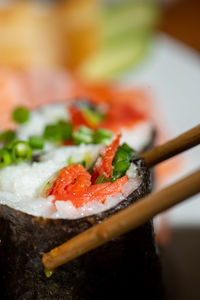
[0,102,150,219]
[0,144,141,219]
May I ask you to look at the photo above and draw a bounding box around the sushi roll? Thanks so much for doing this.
[15,99,155,154]
[0,106,162,299]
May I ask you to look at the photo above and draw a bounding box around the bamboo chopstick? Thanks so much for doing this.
[42,169,200,270]
[42,125,200,270]
[142,124,200,167]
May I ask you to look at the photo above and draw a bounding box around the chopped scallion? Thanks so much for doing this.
[12,141,32,162]
[0,130,16,144]
[0,149,12,167]
[43,121,73,142]
[12,107,30,124]
[57,120,73,140]
[73,126,94,145]
[94,128,112,145]
[29,136,44,150]
[111,143,134,182]
[43,124,60,141]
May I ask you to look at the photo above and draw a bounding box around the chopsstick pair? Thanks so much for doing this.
[42,124,200,271]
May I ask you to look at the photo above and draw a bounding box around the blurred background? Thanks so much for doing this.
[0,0,199,299]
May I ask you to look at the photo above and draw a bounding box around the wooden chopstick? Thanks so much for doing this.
[42,125,200,270]
[42,169,200,270]
[142,124,200,167]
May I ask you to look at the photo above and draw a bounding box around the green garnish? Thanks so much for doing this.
[43,120,73,142]
[43,124,60,141]
[29,136,44,150]
[12,107,30,124]
[0,130,16,144]
[94,128,112,145]
[73,126,94,145]
[95,174,110,184]
[57,120,73,141]
[44,268,54,278]
[12,141,32,162]
[111,143,134,182]
[82,107,104,126]
[0,149,12,167]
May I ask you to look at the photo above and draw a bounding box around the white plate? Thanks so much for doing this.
[121,33,200,226]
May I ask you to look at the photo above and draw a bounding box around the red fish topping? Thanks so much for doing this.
[100,103,144,132]
[91,133,121,183]
[69,106,89,129]
[46,163,128,208]
[69,101,145,134]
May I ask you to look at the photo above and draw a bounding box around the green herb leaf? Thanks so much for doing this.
[111,143,134,182]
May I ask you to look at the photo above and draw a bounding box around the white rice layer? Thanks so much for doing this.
[0,159,141,219]
[17,103,69,141]
[0,144,102,198]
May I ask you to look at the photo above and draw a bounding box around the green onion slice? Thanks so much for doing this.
[111,143,134,182]
[12,107,30,124]
[57,120,73,140]
[43,120,73,142]
[29,136,44,150]
[12,141,32,162]
[0,130,16,144]
[73,126,94,145]
[94,128,112,145]
[0,149,12,167]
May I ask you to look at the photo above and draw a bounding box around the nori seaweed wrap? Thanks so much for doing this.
[0,158,163,300]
